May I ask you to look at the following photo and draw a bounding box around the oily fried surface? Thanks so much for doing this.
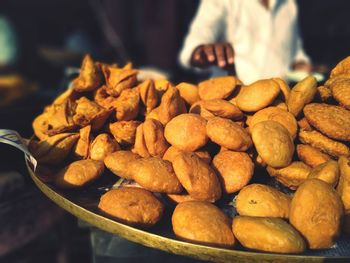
[198,76,237,100]
[296,144,330,168]
[104,151,141,179]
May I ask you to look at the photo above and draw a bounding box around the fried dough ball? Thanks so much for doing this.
[104,151,141,179]
[308,160,339,187]
[55,159,104,189]
[162,146,211,164]
[89,134,120,161]
[131,157,183,194]
[290,179,344,249]
[235,79,280,112]
[198,76,238,100]
[73,125,92,159]
[109,120,141,145]
[232,216,305,254]
[296,144,331,168]
[114,88,140,121]
[287,75,317,117]
[190,99,243,120]
[267,162,311,190]
[173,152,221,202]
[164,114,208,152]
[337,156,350,210]
[236,184,291,219]
[176,82,200,105]
[251,121,294,168]
[304,103,350,142]
[172,201,235,248]
[206,117,252,151]
[212,151,254,194]
[98,187,164,227]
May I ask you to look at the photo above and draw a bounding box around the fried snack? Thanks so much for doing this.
[138,79,158,113]
[30,133,79,165]
[109,120,141,145]
[172,201,235,248]
[54,159,104,189]
[337,156,350,210]
[206,117,252,151]
[133,124,150,158]
[98,187,164,227]
[316,85,332,102]
[330,56,350,78]
[154,78,173,93]
[73,97,112,131]
[73,125,92,159]
[158,86,187,125]
[53,87,80,105]
[166,192,197,204]
[297,117,313,131]
[308,160,339,187]
[236,79,280,112]
[232,216,305,254]
[296,144,330,168]
[271,100,288,111]
[248,107,297,139]
[299,130,350,158]
[143,119,169,157]
[103,65,138,97]
[272,77,290,101]
[131,157,183,194]
[145,107,160,121]
[198,76,238,100]
[236,184,291,218]
[162,146,211,164]
[267,162,311,190]
[114,88,140,121]
[252,121,294,168]
[104,151,141,179]
[290,179,344,249]
[190,99,243,120]
[172,152,221,202]
[72,54,102,92]
[93,85,118,109]
[329,79,350,109]
[89,134,120,161]
[304,103,350,141]
[164,114,208,152]
[176,82,200,105]
[212,151,254,194]
[287,75,317,117]
[32,112,50,140]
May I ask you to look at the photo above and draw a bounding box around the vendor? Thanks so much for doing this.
[179,0,312,84]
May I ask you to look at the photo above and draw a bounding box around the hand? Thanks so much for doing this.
[191,42,234,69]
[292,61,312,73]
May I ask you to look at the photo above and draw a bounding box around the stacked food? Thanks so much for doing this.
[30,54,350,254]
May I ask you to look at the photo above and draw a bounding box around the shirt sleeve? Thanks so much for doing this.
[178,0,228,69]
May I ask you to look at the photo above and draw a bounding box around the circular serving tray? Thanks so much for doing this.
[26,160,350,263]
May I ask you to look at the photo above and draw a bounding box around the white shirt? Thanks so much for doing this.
[179,0,310,84]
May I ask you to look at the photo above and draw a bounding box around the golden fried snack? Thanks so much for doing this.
[113,88,140,121]
[54,159,104,189]
[72,54,102,92]
[132,124,150,158]
[154,78,173,93]
[145,107,160,121]
[287,75,317,117]
[337,156,350,210]
[176,82,200,105]
[236,184,291,218]
[198,76,238,100]
[236,79,280,112]
[212,151,254,194]
[232,216,305,254]
[304,103,350,141]
[172,152,221,202]
[166,192,197,204]
[290,178,344,249]
[296,144,331,168]
[316,85,332,102]
[109,120,141,145]
[131,157,183,194]
[308,160,339,187]
[299,130,350,158]
[172,201,235,248]
[206,117,252,151]
[103,65,138,97]
[164,114,208,152]
[297,117,313,131]
[267,162,311,190]
[30,133,79,165]
[143,119,169,157]
[248,107,297,139]
[89,133,120,161]
[53,87,80,105]
[93,85,118,109]
[104,151,141,179]
[138,79,158,113]
[272,77,290,101]
[329,79,350,109]
[32,112,50,140]
[162,146,211,164]
[158,86,187,125]
[330,56,350,78]
[251,121,294,168]
[98,187,164,227]
[271,100,288,111]
[73,125,92,159]
[190,99,243,120]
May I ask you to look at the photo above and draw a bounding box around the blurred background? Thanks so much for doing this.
[1,0,350,262]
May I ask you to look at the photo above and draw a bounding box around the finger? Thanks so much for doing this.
[203,45,215,62]
[193,47,203,62]
[214,44,226,68]
[225,43,234,64]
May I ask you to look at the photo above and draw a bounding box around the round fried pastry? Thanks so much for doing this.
[337,156,350,210]
[90,133,120,161]
[104,151,141,179]
[162,146,211,164]
[296,144,331,168]
[308,160,339,187]
[143,118,169,157]
[109,120,141,145]
[190,99,243,120]
[329,78,350,109]
[176,82,200,105]
[198,76,237,100]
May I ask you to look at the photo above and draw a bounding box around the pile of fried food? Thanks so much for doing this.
[30,54,350,254]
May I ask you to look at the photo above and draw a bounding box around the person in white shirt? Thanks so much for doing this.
[179,0,312,84]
